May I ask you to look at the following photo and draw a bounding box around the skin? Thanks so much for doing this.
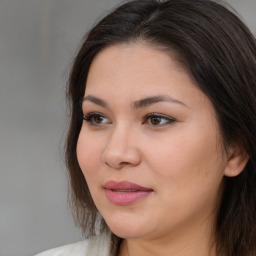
[76,43,247,256]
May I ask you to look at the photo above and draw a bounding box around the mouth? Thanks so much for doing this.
[103,180,153,205]
[112,189,138,192]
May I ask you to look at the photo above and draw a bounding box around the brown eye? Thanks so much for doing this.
[83,113,110,126]
[93,115,105,124]
[149,116,162,125]
[144,113,175,126]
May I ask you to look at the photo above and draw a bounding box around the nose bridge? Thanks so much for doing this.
[109,123,130,148]
[102,122,140,168]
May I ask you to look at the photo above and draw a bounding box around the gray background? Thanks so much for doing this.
[0,1,255,256]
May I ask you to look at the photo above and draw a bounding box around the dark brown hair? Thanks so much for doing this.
[66,0,256,255]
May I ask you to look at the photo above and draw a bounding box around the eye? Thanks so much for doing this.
[144,113,175,126]
[83,113,111,126]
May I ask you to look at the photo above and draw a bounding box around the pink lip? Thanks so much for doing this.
[103,180,153,206]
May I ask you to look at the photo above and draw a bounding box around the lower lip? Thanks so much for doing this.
[105,189,152,206]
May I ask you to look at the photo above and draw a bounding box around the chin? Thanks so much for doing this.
[103,213,154,239]
[109,226,149,239]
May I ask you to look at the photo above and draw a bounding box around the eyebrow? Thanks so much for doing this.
[82,95,109,108]
[82,94,187,109]
[133,95,187,109]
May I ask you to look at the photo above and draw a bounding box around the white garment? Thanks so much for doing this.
[34,231,112,256]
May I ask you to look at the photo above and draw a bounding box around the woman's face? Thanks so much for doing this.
[77,43,228,241]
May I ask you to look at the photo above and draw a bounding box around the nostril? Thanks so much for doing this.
[119,162,130,167]
[103,160,129,169]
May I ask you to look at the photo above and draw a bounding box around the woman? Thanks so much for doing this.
[36,0,256,255]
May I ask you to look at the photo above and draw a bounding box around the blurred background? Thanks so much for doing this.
[0,0,255,256]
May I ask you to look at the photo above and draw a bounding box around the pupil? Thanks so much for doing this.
[95,116,103,123]
[151,117,161,125]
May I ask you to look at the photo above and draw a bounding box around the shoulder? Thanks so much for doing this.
[34,231,112,256]
[34,240,90,256]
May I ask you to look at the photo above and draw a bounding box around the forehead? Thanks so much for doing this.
[86,43,191,92]
[88,42,185,73]
[85,43,210,109]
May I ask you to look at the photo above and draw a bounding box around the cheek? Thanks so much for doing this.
[76,131,103,179]
[145,132,225,222]
[145,124,225,190]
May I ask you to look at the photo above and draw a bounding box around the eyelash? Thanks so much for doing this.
[143,113,175,126]
[83,112,111,126]
[83,112,175,127]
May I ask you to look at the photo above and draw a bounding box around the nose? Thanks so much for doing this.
[101,125,141,169]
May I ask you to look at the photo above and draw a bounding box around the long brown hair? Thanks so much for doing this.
[66,0,256,255]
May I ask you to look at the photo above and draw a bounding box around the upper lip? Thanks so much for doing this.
[104,180,153,191]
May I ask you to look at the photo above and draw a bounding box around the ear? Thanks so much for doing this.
[224,144,249,177]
